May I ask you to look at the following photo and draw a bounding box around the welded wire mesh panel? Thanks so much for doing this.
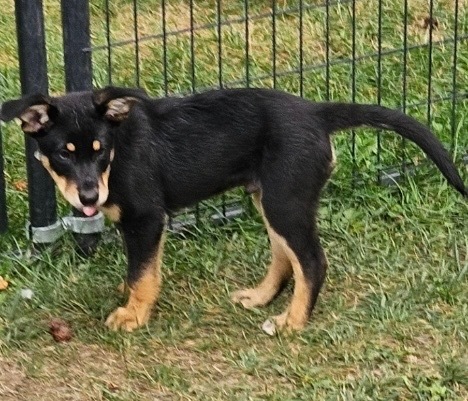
[83,0,467,225]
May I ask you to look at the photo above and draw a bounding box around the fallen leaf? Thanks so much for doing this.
[13,180,28,192]
[48,318,73,342]
[107,382,120,391]
[420,16,439,30]
[0,276,9,290]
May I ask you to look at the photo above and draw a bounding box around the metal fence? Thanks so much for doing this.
[0,0,466,243]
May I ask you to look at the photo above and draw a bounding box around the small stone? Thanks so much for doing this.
[262,319,276,336]
[20,288,34,299]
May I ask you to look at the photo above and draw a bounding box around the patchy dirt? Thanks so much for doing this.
[0,337,295,401]
[0,357,27,400]
[0,345,174,401]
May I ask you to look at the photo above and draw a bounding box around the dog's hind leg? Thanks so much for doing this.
[105,214,166,332]
[231,192,293,308]
[260,189,328,332]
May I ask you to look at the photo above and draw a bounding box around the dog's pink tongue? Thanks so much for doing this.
[82,206,97,217]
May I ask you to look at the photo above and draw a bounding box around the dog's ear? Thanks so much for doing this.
[93,86,148,122]
[0,94,57,134]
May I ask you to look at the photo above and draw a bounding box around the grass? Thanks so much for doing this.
[0,0,467,400]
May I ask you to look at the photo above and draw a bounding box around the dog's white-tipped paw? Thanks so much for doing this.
[261,310,305,335]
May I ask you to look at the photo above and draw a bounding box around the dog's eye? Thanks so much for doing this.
[58,149,71,160]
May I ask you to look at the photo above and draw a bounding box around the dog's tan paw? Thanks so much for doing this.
[105,306,150,332]
[231,288,271,309]
[262,310,306,336]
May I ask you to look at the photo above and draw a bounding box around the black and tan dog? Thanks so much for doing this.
[1,87,466,333]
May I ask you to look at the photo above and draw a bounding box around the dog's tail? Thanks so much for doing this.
[318,103,467,197]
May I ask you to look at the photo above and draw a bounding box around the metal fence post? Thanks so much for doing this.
[15,0,61,243]
[61,0,104,256]
[0,126,7,234]
[61,0,93,90]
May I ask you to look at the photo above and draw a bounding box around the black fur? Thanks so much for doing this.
[1,87,466,331]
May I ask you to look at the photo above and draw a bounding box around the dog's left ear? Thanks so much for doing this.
[93,86,148,122]
[0,94,56,134]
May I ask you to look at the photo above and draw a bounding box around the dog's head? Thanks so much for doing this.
[0,86,148,216]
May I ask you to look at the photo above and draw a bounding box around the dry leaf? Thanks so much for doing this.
[13,180,28,192]
[48,318,73,342]
[420,16,439,30]
[107,382,120,391]
[0,276,9,290]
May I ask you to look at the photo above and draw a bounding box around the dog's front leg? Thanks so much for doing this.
[106,214,166,332]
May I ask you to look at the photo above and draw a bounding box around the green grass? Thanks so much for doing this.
[0,0,467,400]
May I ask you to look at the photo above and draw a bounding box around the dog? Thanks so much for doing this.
[1,87,466,333]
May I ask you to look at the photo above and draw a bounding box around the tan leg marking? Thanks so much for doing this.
[232,193,312,332]
[231,192,293,309]
[271,240,311,331]
[105,234,166,332]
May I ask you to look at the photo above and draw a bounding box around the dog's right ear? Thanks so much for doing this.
[0,94,56,134]
[92,86,148,122]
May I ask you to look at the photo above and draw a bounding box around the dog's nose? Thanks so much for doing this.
[79,188,99,206]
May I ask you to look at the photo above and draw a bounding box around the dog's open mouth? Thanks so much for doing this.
[82,206,98,216]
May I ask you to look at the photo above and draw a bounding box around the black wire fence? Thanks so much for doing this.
[0,0,466,240]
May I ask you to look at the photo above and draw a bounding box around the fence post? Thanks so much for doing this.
[61,0,93,90]
[0,127,7,234]
[15,0,61,243]
[61,0,103,256]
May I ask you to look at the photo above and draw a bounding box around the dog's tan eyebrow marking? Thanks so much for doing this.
[92,140,101,151]
[66,143,76,152]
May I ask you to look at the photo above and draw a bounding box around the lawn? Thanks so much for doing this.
[0,0,467,400]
